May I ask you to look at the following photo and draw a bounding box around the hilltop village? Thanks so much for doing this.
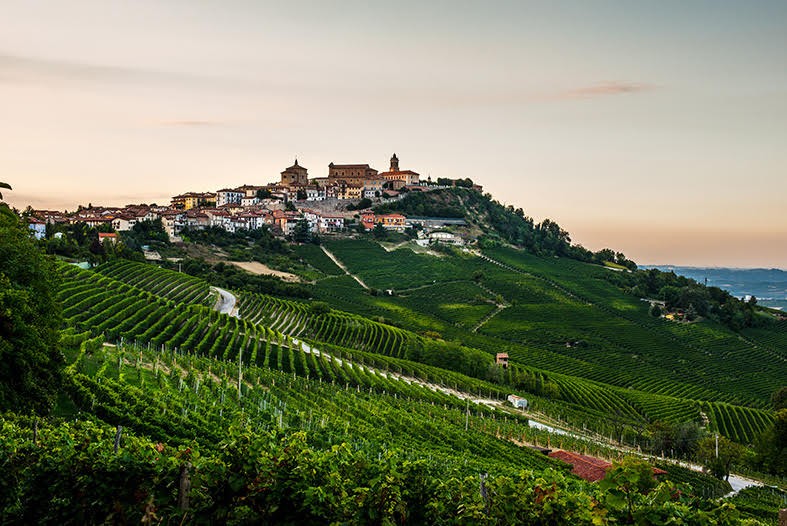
[27,154,481,244]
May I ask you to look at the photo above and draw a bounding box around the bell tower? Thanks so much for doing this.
[390,153,399,172]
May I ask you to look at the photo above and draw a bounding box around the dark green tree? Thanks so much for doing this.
[771,386,787,410]
[0,187,64,414]
[292,219,311,243]
[752,408,786,476]
[696,434,745,481]
[373,223,387,240]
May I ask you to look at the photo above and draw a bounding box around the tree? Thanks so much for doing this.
[752,408,787,476]
[292,219,311,244]
[0,189,64,414]
[373,223,387,240]
[0,182,15,222]
[696,434,745,481]
[772,387,787,410]
[600,457,660,523]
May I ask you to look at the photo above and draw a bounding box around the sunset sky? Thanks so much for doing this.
[1,1,785,267]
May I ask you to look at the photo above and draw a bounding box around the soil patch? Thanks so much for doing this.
[229,261,301,282]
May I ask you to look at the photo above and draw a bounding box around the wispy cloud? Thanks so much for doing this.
[157,120,225,127]
[559,81,653,99]
[0,52,198,85]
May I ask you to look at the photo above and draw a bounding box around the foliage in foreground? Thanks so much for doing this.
[0,209,63,414]
[0,416,763,525]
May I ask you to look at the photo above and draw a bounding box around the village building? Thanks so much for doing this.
[377,153,420,186]
[79,216,114,229]
[97,232,118,244]
[27,217,46,240]
[241,196,261,207]
[507,394,528,409]
[360,212,376,230]
[328,162,378,184]
[495,352,509,368]
[171,192,215,210]
[376,213,406,231]
[235,184,264,198]
[111,214,135,232]
[363,178,386,199]
[279,159,309,187]
[319,214,345,233]
[429,230,464,246]
[216,189,244,207]
[304,185,326,201]
[158,210,185,238]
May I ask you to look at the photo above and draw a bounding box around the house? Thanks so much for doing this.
[235,184,264,198]
[111,215,135,232]
[28,217,46,240]
[376,213,406,231]
[429,231,463,246]
[241,196,261,207]
[98,232,118,245]
[216,189,244,207]
[360,212,376,230]
[495,352,509,368]
[507,394,528,409]
[158,210,185,239]
[363,178,386,199]
[304,185,326,201]
[319,214,345,233]
[171,192,215,210]
[79,216,114,229]
[342,184,364,200]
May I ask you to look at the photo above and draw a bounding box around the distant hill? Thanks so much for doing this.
[645,266,787,310]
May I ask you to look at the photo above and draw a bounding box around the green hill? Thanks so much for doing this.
[2,187,785,523]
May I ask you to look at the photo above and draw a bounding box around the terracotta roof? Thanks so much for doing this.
[330,163,373,169]
[378,170,420,176]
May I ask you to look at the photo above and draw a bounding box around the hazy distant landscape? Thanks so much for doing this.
[647,266,787,310]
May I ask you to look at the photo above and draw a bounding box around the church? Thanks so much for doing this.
[279,159,309,186]
[377,153,420,186]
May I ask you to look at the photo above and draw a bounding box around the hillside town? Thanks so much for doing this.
[26,154,481,245]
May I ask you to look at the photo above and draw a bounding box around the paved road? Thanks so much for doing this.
[211,286,239,317]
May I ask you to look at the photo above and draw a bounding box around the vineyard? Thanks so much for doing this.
[298,241,785,447]
[3,236,783,523]
[56,257,779,448]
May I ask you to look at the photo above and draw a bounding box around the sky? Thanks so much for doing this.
[1,0,786,267]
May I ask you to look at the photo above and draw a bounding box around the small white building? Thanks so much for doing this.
[507,395,528,409]
[429,230,464,246]
[305,186,326,201]
[111,215,134,232]
[216,189,244,207]
[241,196,261,207]
[28,218,46,240]
[319,214,345,233]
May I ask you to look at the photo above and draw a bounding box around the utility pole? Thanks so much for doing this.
[465,398,470,431]
[238,351,242,400]
[715,433,719,459]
